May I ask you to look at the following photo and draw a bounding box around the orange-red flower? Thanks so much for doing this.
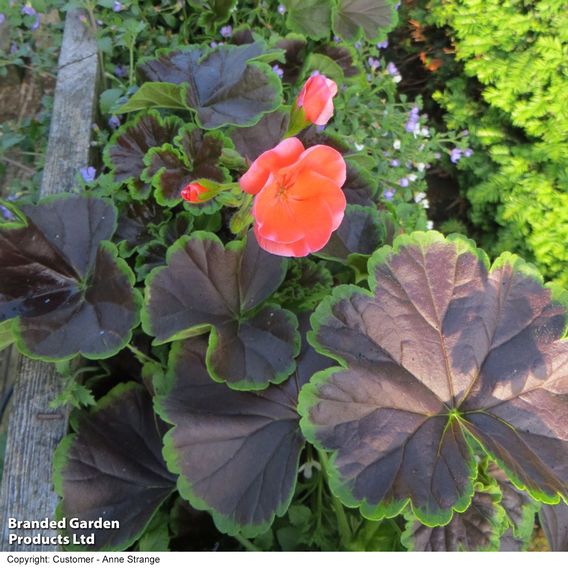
[181,182,208,203]
[296,73,338,126]
[240,137,346,257]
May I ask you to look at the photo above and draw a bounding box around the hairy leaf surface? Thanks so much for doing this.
[138,44,281,129]
[300,231,568,525]
[540,503,568,551]
[54,383,176,551]
[0,195,140,360]
[402,483,506,551]
[333,0,395,41]
[104,111,182,199]
[143,231,299,389]
[155,315,331,536]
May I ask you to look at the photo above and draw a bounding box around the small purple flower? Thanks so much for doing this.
[21,5,36,16]
[80,166,96,183]
[386,62,399,76]
[21,4,40,30]
[367,57,380,71]
[272,64,284,79]
[395,1,401,10]
[464,148,473,158]
[399,177,410,188]
[0,13,6,25]
[383,188,396,201]
[114,64,127,78]
[310,70,320,77]
[377,40,388,49]
[450,148,463,164]
[108,116,121,130]
[210,41,219,48]
[277,4,286,15]
[333,35,341,43]
[461,129,469,136]
[316,125,326,133]
[0,204,15,221]
[390,159,400,167]
[220,25,232,38]
[10,42,18,54]
[354,41,362,50]
[405,118,419,133]
[112,1,123,12]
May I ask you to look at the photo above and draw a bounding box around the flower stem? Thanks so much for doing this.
[234,534,260,552]
[126,344,159,367]
[317,450,352,547]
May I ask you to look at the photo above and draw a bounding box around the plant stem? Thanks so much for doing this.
[129,40,135,86]
[234,534,260,552]
[317,450,352,547]
[126,344,159,367]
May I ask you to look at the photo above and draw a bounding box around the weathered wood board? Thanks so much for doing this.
[0,10,98,551]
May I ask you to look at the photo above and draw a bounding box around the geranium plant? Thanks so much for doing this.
[0,0,566,553]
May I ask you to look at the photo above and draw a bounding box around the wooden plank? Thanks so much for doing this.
[0,10,98,551]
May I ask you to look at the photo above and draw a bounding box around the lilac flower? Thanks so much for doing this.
[0,204,15,221]
[210,41,219,48]
[354,41,362,50]
[390,159,400,167]
[220,25,232,38]
[21,4,40,30]
[386,62,399,76]
[108,116,121,130]
[333,35,341,43]
[450,148,463,164]
[10,42,18,54]
[114,64,127,78]
[464,148,473,157]
[399,177,410,188]
[383,188,396,201]
[367,57,380,71]
[0,14,5,25]
[377,40,388,49]
[405,109,420,133]
[277,4,286,15]
[80,167,96,183]
[112,1,123,12]
[395,1,401,10]
[386,61,402,82]
[461,129,469,136]
[272,64,284,79]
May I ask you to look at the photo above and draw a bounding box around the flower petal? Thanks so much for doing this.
[301,76,338,125]
[239,138,305,195]
[253,226,311,257]
[296,146,347,187]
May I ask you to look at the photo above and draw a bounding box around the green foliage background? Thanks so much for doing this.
[420,0,568,286]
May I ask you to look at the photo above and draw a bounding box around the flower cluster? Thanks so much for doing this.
[239,75,346,257]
